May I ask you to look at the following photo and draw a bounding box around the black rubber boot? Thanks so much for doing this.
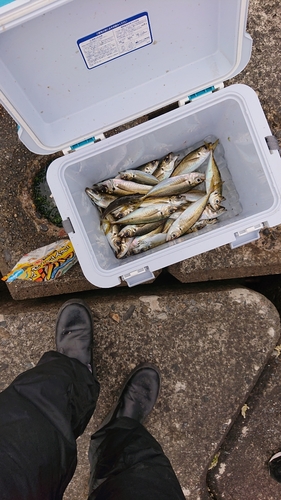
[99,363,161,428]
[56,298,94,373]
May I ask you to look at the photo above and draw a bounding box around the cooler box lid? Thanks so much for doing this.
[0,0,252,154]
[0,0,72,29]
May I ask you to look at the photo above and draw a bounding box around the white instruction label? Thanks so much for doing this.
[77,12,152,69]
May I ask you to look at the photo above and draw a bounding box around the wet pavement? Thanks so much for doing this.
[0,283,280,500]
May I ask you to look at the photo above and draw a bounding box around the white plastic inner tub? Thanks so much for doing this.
[47,83,279,284]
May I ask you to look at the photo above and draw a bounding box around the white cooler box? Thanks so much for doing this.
[1,0,281,288]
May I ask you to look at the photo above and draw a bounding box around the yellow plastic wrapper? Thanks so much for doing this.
[2,239,77,283]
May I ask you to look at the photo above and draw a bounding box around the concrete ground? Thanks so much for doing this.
[0,282,280,500]
[1,0,281,499]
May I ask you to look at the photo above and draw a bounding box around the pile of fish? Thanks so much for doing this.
[85,139,226,258]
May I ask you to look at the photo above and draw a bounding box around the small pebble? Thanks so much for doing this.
[4,249,11,263]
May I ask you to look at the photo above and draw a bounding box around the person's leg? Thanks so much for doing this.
[88,365,185,500]
[0,299,100,500]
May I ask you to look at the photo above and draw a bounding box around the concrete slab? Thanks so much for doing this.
[168,0,281,284]
[168,226,281,283]
[0,0,281,299]
[0,283,279,499]
[207,354,281,500]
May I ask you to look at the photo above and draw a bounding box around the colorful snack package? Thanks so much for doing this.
[2,239,77,283]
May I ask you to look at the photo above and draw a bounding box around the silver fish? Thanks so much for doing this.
[166,193,209,241]
[124,225,164,257]
[137,159,160,174]
[200,204,226,220]
[112,204,138,220]
[209,190,225,210]
[162,208,188,233]
[102,194,141,219]
[142,173,205,199]
[118,221,164,238]
[94,178,152,196]
[186,218,218,234]
[116,237,134,259]
[110,196,181,220]
[104,195,185,221]
[139,195,187,209]
[166,206,189,220]
[153,153,179,181]
[119,169,159,186]
[115,203,178,225]
[171,141,218,177]
[85,188,117,208]
[162,217,174,233]
[179,190,206,202]
[102,215,121,254]
[130,233,167,254]
[205,150,223,195]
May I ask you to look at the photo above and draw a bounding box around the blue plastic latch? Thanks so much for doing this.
[188,86,215,101]
[63,133,105,154]
[70,137,96,150]
[178,83,224,107]
[0,0,15,8]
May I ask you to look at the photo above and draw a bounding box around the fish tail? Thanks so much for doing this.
[208,139,219,151]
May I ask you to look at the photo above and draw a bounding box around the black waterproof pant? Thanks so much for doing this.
[0,351,185,500]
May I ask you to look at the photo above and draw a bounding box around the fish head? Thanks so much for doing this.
[187,144,210,161]
[171,153,180,162]
[164,153,173,162]
[119,226,137,238]
[117,237,134,258]
[166,229,182,241]
[161,152,179,166]
[85,187,100,201]
[101,219,111,235]
[187,172,205,185]
[198,145,210,157]
[206,218,218,225]
[119,171,133,181]
[98,182,110,193]
[209,190,225,210]
[142,159,160,173]
[216,207,227,216]
[160,205,179,218]
[168,206,179,215]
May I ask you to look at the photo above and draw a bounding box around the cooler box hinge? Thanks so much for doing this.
[63,133,106,155]
[62,217,75,234]
[230,223,265,249]
[265,135,281,155]
[122,266,155,287]
[178,83,224,107]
